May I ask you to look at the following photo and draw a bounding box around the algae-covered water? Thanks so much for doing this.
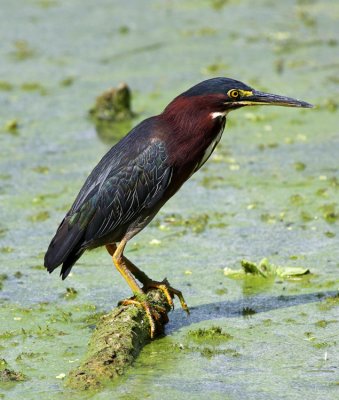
[0,0,338,399]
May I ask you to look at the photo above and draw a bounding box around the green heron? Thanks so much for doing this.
[45,77,312,337]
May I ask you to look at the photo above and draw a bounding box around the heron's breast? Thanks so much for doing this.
[193,119,225,173]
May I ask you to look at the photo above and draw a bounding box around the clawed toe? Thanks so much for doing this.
[118,297,167,338]
[142,279,190,314]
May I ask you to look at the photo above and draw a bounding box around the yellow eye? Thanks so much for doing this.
[228,89,240,99]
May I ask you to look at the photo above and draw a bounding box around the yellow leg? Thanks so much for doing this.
[106,243,150,284]
[106,243,189,314]
[110,239,142,295]
[107,240,159,338]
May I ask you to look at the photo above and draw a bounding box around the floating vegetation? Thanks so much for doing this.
[59,76,75,87]
[0,81,13,91]
[181,27,217,37]
[202,62,229,75]
[200,347,240,358]
[27,211,50,222]
[200,174,225,189]
[0,246,13,254]
[293,162,306,171]
[62,287,78,300]
[224,258,310,280]
[174,342,240,358]
[289,194,305,206]
[242,307,256,317]
[20,82,47,95]
[0,359,26,383]
[16,352,46,362]
[89,83,135,144]
[315,319,333,328]
[10,40,36,61]
[154,212,211,234]
[31,166,50,174]
[36,0,58,8]
[318,293,339,311]
[318,98,338,113]
[260,213,278,224]
[300,211,313,222]
[0,274,8,290]
[187,326,233,342]
[118,25,130,35]
[296,9,317,27]
[3,119,19,133]
[32,192,62,205]
[209,0,230,10]
[320,203,338,224]
[324,231,335,238]
[89,83,134,122]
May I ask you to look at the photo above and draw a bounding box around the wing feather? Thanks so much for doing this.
[44,117,172,276]
[81,139,172,245]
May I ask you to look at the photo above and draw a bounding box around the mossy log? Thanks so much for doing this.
[66,289,171,390]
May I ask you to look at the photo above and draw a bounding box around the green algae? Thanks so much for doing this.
[31,166,50,174]
[20,82,47,95]
[200,346,240,358]
[0,81,13,91]
[153,211,227,236]
[241,307,256,317]
[59,76,75,87]
[0,0,338,398]
[320,203,338,223]
[0,359,26,383]
[88,83,135,144]
[209,0,230,10]
[62,287,78,300]
[3,119,19,133]
[224,258,310,280]
[154,212,210,234]
[27,211,50,222]
[9,40,36,61]
[314,319,337,328]
[89,83,134,122]
[0,246,13,254]
[318,293,339,311]
[0,274,8,291]
[187,326,233,342]
[173,342,240,359]
[66,290,171,390]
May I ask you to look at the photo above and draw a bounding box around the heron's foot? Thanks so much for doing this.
[142,279,190,315]
[118,297,167,338]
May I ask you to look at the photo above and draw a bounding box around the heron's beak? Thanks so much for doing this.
[238,90,313,108]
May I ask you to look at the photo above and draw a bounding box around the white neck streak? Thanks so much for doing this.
[210,110,229,119]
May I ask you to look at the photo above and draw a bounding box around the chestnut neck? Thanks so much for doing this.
[159,95,226,172]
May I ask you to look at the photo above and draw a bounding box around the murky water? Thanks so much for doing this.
[0,0,338,399]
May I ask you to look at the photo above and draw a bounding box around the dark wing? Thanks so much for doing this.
[82,138,172,244]
[44,137,172,279]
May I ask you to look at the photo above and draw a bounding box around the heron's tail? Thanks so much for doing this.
[44,217,84,279]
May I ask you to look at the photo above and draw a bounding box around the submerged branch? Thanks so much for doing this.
[66,289,171,390]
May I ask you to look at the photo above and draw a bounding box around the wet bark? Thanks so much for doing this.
[66,289,171,390]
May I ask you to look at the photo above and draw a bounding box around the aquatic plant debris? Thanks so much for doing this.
[224,258,310,279]
[187,326,233,342]
[0,358,26,383]
[66,288,172,390]
[89,82,134,122]
[0,0,338,397]
[88,83,135,144]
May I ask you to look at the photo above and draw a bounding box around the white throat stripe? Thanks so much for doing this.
[210,111,228,119]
